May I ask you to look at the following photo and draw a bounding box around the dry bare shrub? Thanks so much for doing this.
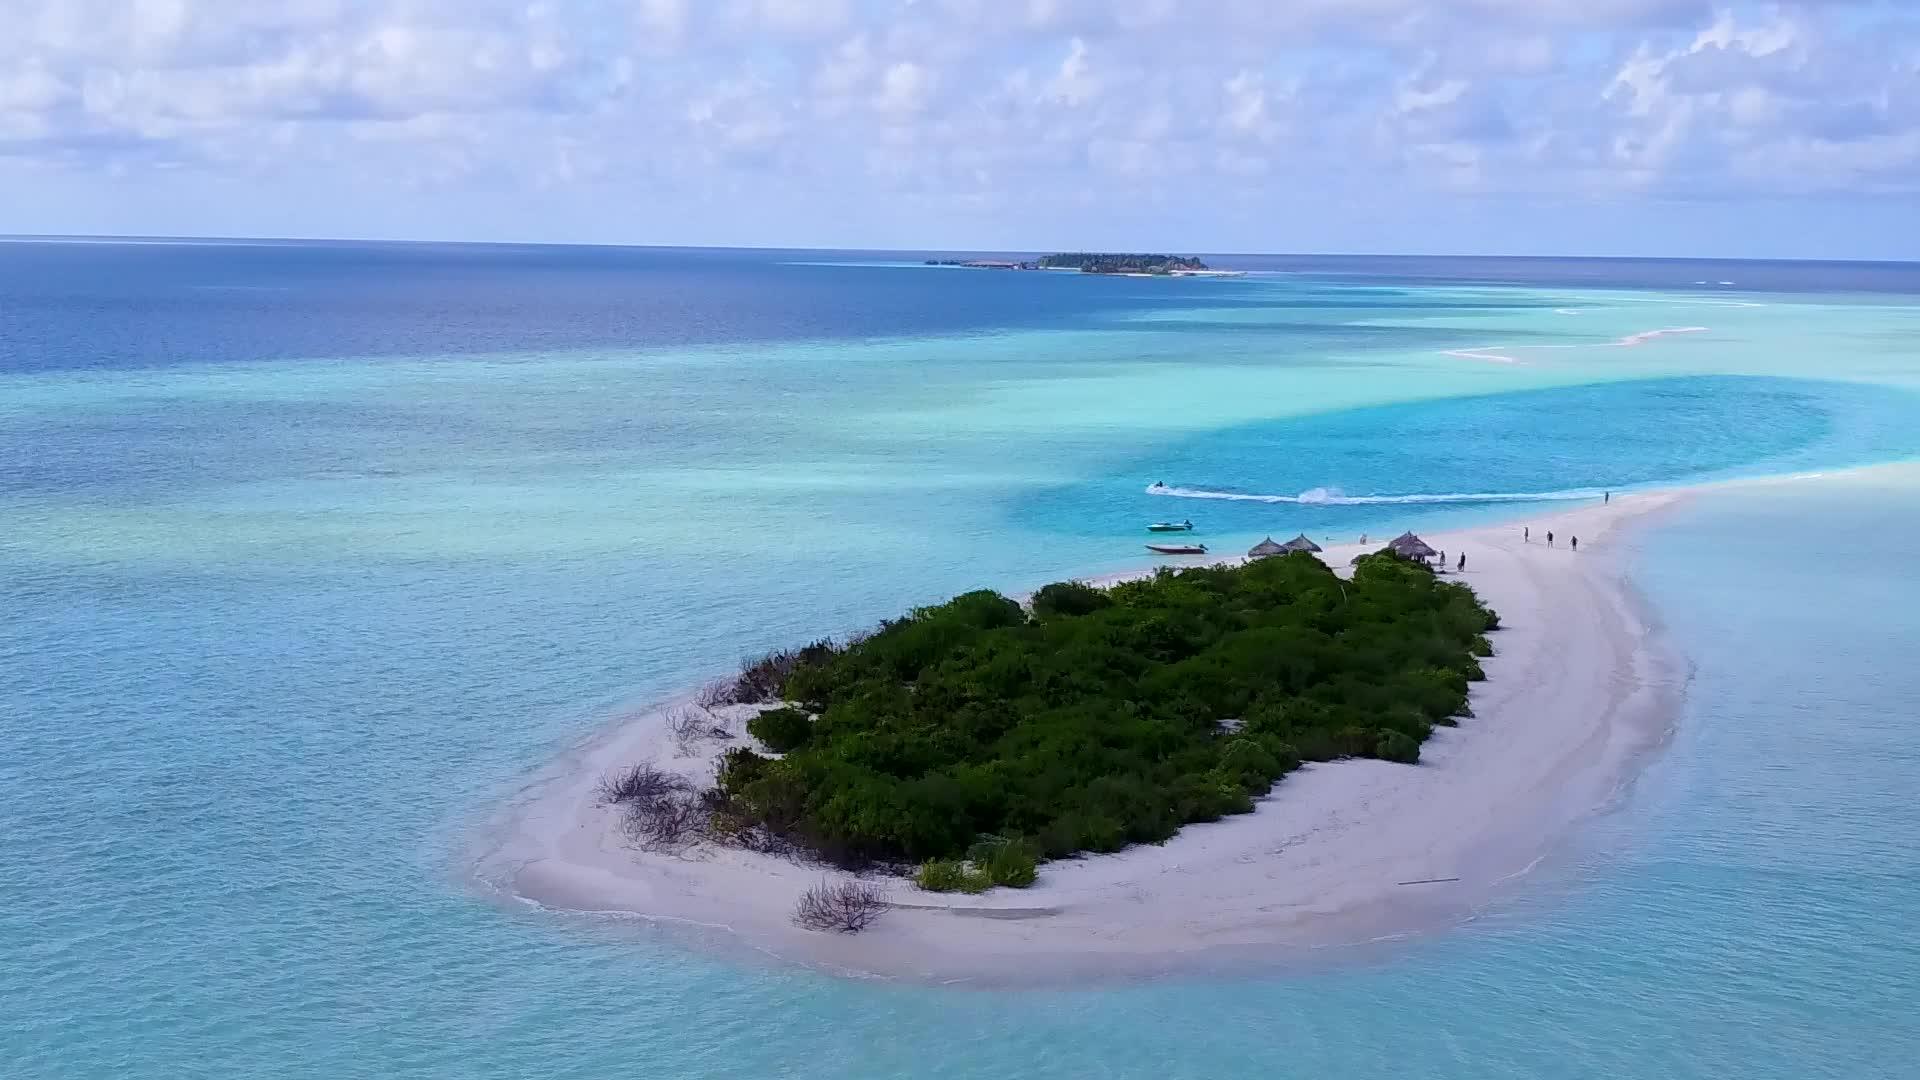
[666,704,730,753]
[791,879,888,933]
[695,679,737,709]
[731,639,840,704]
[704,801,801,858]
[731,648,797,704]
[598,763,715,852]
[597,763,685,806]
[622,790,707,851]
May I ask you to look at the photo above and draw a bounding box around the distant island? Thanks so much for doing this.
[1039,252,1209,274]
[924,253,1239,277]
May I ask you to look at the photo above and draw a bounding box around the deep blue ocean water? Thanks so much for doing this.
[4,241,1919,1078]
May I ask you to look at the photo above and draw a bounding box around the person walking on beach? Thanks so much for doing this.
[1571,536,1579,552]
[1524,526,1529,543]
[1458,552,1466,572]
[1604,491,1611,504]
[1546,531,1554,547]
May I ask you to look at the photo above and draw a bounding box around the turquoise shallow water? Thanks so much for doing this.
[4,244,1920,1077]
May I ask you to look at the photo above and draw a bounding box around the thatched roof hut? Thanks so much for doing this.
[1278,533,1322,554]
[1388,531,1438,560]
[1247,536,1287,559]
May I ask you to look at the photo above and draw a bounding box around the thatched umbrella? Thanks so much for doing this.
[1247,537,1287,559]
[1278,533,1322,554]
[1388,531,1437,560]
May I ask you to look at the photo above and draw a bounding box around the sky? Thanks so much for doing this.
[0,0,1915,259]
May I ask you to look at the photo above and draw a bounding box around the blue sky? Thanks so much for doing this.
[1,0,1915,258]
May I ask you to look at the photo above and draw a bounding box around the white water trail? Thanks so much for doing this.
[1146,484,1608,506]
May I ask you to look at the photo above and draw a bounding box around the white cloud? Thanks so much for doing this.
[728,0,853,37]
[0,0,1912,231]
[0,63,69,113]
[875,61,934,116]
[1396,75,1471,114]
[1223,71,1270,135]
[635,0,691,42]
[1590,7,1915,193]
[686,79,790,153]
[1047,38,1098,107]
[816,34,876,97]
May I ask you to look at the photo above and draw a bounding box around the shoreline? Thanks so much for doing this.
[477,491,1690,984]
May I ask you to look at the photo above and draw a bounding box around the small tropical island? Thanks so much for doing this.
[497,492,1679,976]
[923,252,1239,276]
[1039,252,1211,274]
[596,548,1497,921]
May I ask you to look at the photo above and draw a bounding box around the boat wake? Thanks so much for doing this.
[1147,484,1606,506]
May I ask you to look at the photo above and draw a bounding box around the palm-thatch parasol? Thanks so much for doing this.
[1247,536,1287,559]
[1278,533,1322,554]
[1388,531,1438,560]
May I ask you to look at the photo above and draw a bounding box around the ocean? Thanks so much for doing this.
[3,240,1917,1078]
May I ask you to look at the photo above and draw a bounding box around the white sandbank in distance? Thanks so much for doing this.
[486,492,1687,984]
[1446,325,1709,364]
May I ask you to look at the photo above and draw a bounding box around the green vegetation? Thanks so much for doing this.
[914,837,1040,893]
[1037,252,1209,274]
[746,706,814,753]
[711,551,1499,882]
[914,858,985,893]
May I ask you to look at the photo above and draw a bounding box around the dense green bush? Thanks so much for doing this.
[914,838,1040,892]
[716,747,769,791]
[969,837,1039,888]
[709,550,1495,868]
[747,706,814,753]
[1032,581,1114,620]
[1375,730,1421,764]
[916,858,990,893]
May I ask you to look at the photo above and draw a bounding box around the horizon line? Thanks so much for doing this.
[1,232,1915,268]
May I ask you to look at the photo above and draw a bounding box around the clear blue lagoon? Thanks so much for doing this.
[3,242,1917,1077]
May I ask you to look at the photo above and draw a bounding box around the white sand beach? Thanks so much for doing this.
[488,492,1688,983]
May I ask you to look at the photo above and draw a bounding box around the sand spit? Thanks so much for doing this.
[1446,325,1709,365]
[484,493,1687,983]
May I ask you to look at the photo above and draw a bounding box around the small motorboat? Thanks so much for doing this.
[1146,543,1208,555]
[1147,520,1194,532]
